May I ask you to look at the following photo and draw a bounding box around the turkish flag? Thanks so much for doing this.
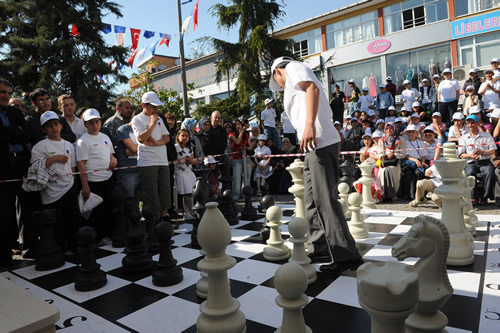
[70,24,80,37]
[193,0,199,31]
[127,49,139,67]
[130,28,141,50]
[159,33,172,47]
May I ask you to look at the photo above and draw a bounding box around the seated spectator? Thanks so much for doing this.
[463,85,479,115]
[448,112,468,143]
[266,137,280,155]
[353,131,383,202]
[401,124,428,200]
[334,121,345,143]
[377,122,406,201]
[384,106,397,123]
[422,126,441,163]
[412,101,428,123]
[458,115,496,205]
[343,118,362,153]
[469,106,493,133]
[429,112,446,143]
[409,113,425,136]
[409,164,442,208]
[394,117,405,136]
[375,119,385,133]
[268,137,298,194]
[399,106,412,124]
[343,114,352,131]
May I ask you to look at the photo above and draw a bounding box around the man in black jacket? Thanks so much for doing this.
[0,78,33,266]
[208,111,227,156]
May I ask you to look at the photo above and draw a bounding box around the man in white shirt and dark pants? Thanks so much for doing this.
[280,110,297,146]
[261,98,281,150]
[270,56,362,274]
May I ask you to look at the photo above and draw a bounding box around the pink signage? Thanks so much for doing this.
[367,39,391,54]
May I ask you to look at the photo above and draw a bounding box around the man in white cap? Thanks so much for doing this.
[437,68,460,126]
[430,74,441,112]
[463,84,479,115]
[347,79,361,115]
[491,57,500,78]
[261,98,281,150]
[461,68,481,97]
[270,56,362,274]
[402,123,428,200]
[479,69,500,112]
[358,87,375,111]
[448,112,468,143]
[385,76,396,99]
[419,78,433,115]
[376,83,394,119]
[401,79,420,111]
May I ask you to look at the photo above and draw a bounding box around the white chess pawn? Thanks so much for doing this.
[288,217,317,284]
[263,206,290,261]
[287,159,305,220]
[196,202,246,333]
[357,262,419,333]
[274,263,312,333]
[347,192,369,239]
[338,182,351,219]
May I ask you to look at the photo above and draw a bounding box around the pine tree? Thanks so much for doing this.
[0,0,129,114]
[206,0,294,117]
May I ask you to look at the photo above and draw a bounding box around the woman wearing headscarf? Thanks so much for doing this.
[181,117,204,164]
[196,117,211,155]
[376,122,406,201]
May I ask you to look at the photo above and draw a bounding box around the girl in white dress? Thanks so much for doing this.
[175,129,199,221]
[253,134,272,196]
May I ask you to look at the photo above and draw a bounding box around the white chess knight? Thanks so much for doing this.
[287,159,305,220]
[392,214,453,333]
[434,143,474,266]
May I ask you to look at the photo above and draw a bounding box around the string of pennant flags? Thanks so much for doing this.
[72,0,200,75]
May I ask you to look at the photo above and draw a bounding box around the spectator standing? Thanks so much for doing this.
[419,78,433,115]
[358,87,375,111]
[261,98,281,150]
[329,84,345,124]
[208,111,227,157]
[165,112,180,218]
[376,84,394,120]
[430,74,441,112]
[461,68,482,98]
[347,79,361,115]
[401,80,421,111]
[437,68,460,126]
[197,117,212,155]
[115,109,140,198]
[281,109,297,146]
[181,118,204,163]
[229,119,252,200]
[58,94,86,139]
[254,134,272,196]
[8,97,25,114]
[103,97,133,145]
[174,129,199,221]
[463,85,479,115]
[385,76,397,100]
[478,69,500,112]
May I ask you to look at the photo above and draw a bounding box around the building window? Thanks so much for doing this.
[291,29,322,57]
[328,58,382,98]
[386,43,451,94]
[458,31,500,67]
[384,0,448,34]
[325,11,378,49]
[455,0,500,17]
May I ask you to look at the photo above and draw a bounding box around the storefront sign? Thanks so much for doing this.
[451,9,500,39]
[367,39,391,54]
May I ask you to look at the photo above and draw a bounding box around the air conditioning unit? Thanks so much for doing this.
[453,64,471,82]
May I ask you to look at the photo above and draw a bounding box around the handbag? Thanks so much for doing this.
[379,155,398,168]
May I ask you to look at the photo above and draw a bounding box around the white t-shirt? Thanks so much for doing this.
[479,80,500,110]
[254,145,271,157]
[401,88,421,109]
[438,79,460,102]
[31,139,76,205]
[406,139,427,160]
[358,95,374,110]
[283,61,340,149]
[67,117,86,139]
[448,124,468,139]
[261,107,276,127]
[421,86,431,104]
[280,112,295,134]
[76,132,114,182]
[132,113,170,167]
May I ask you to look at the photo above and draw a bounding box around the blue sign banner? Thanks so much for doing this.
[451,10,500,39]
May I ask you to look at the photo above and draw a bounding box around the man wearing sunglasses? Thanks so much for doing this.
[269,57,362,275]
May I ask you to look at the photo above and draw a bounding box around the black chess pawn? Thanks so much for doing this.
[191,168,210,248]
[259,195,275,242]
[339,160,355,189]
[74,226,107,291]
[34,209,65,271]
[122,197,153,274]
[261,182,270,197]
[142,205,160,255]
[111,185,128,248]
[219,189,239,225]
[240,185,258,220]
[152,222,183,286]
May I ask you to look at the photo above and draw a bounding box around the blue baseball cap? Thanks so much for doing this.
[466,114,479,122]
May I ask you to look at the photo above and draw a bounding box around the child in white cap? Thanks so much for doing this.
[463,84,479,115]
[253,134,272,196]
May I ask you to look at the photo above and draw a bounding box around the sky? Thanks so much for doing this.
[102,0,358,93]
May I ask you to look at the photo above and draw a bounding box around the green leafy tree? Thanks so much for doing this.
[0,0,129,114]
[202,0,295,119]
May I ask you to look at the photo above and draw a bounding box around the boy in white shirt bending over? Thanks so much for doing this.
[31,111,80,251]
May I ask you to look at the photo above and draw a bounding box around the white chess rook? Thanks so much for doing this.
[274,263,312,333]
[358,159,377,209]
[347,192,369,239]
[263,206,291,261]
[196,202,246,333]
[434,143,474,266]
[288,217,317,284]
[357,262,419,333]
[287,159,305,220]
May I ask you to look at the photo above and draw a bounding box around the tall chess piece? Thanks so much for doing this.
[152,222,183,286]
[263,206,290,261]
[466,176,478,231]
[111,185,128,248]
[274,263,312,333]
[142,205,160,254]
[434,143,474,265]
[241,185,258,220]
[287,159,305,219]
[34,209,65,271]
[196,202,246,333]
[218,189,239,226]
[196,248,209,299]
[288,217,317,284]
[392,215,453,333]
[358,159,377,209]
[338,182,351,220]
[461,174,477,235]
[347,192,368,239]
[74,226,107,291]
[220,154,233,192]
[191,168,210,248]
[122,197,153,274]
[259,195,275,242]
[339,160,355,188]
[357,262,419,333]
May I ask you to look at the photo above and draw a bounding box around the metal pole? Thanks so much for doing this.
[176,0,190,117]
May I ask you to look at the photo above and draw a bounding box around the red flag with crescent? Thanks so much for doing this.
[193,0,199,31]
[127,49,139,67]
[70,24,80,37]
[130,28,141,50]
[159,34,172,47]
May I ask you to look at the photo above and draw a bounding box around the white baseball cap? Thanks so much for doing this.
[442,68,452,74]
[334,121,341,125]
[258,134,267,140]
[204,156,217,165]
[403,80,411,85]
[412,101,420,108]
[82,108,102,122]
[490,57,500,63]
[376,119,385,124]
[269,56,293,91]
[421,78,428,83]
[362,87,369,91]
[348,79,355,84]
[469,68,478,74]
[465,85,475,91]
[410,113,420,119]
[452,112,464,120]
[379,84,386,88]
[386,76,392,81]
[423,125,437,134]
[432,74,440,79]
[264,98,273,105]
[395,117,403,123]
[142,91,164,106]
[362,132,372,139]
[432,112,442,118]
[484,68,494,74]
[405,124,418,132]
[388,105,396,111]
[367,110,376,116]
[491,108,500,119]
[40,111,60,126]
[372,130,383,138]
[469,106,481,114]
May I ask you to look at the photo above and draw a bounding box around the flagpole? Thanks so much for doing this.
[176,0,190,117]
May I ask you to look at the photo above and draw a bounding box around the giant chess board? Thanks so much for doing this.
[2,204,500,333]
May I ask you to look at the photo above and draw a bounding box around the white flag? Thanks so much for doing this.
[180,16,192,41]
